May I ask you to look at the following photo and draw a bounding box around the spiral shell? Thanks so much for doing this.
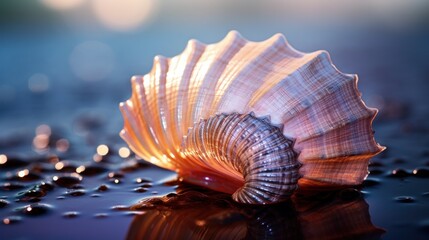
[119,31,384,204]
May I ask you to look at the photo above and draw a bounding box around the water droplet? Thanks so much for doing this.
[0,155,28,169]
[110,178,121,184]
[15,181,54,202]
[17,203,52,216]
[135,177,151,184]
[111,205,129,211]
[97,184,109,192]
[133,187,148,193]
[140,183,153,188]
[52,174,83,188]
[8,169,42,182]
[3,216,22,225]
[77,164,107,176]
[63,211,80,218]
[57,196,65,200]
[94,213,108,218]
[0,199,9,208]
[389,169,411,178]
[412,167,429,178]
[107,172,124,179]
[394,196,415,203]
[66,189,86,197]
[1,182,26,191]
[55,161,78,173]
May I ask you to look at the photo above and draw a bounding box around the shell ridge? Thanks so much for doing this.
[119,102,153,160]
[212,35,303,114]
[282,75,375,140]
[120,32,385,204]
[173,41,206,145]
[191,32,247,121]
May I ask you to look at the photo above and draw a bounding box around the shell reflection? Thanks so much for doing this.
[120,31,384,204]
[126,185,384,240]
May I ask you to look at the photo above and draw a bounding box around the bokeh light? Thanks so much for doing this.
[91,0,156,31]
[40,0,85,11]
[118,147,131,158]
[96,144,109,156]
[28,73,50,93]
[69,41,115,81]
[0,154,7,165]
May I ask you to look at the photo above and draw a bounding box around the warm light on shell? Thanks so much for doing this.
[120,31,384,204]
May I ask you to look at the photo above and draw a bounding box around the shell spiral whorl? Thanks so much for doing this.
[182,113,300,204]
[119,31,385,205]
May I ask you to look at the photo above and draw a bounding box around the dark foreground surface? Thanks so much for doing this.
[1,24,429,239]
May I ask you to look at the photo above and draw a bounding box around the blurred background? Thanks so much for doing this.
[1,0,428,134]
[1,1,429,239]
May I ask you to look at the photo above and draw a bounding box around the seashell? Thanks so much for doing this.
[119,31,384,204]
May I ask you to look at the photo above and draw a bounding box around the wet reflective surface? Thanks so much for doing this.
[1,2,429,238]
